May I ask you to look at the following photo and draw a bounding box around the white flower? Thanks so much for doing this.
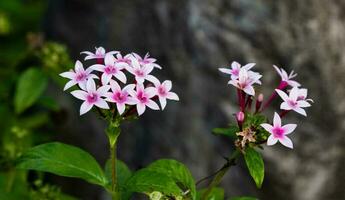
[273,65,300,87]
[89,53,127,85]
[261,112,297,149]
[228,68,262,96]
[128,84,159,116]
[219,61,255,80]
[59,60,97,91]
[70,79,110,115]
[81,47,118,60]
[276,87,312,116]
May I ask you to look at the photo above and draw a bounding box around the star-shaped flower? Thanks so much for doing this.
[132,52,162,69]
[59,60,97,91]
[276,87,311,116]
[219,61,256,80]
[90,53,127,85]
[228,68,262,96]
[81,47,118,60]
[105,80,137,115]
[261,112,296,149]
[273,65,300,87]
[126,56,156,84]
[71,79,110,115]
[149,77,179,110]
[128,84,159,116]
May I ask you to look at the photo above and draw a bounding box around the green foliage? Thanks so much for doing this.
[147,159,197,200]
[243,113,266,128]
[243,147,264,188]
[123,168,183,198]
[229,197,258,200]
[16,142,107,187]
[197,187,224,200]
[14,68,48,114]
[212,125,239,139]
[106,115,122,148]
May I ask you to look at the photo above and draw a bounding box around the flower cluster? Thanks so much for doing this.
[219,62,313,149]
[60,47,179,116]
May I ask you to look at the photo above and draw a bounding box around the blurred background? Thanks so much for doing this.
[0,0,344,199]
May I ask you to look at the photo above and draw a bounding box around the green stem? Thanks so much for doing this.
[110,143,118,200]
[201,149,240,200]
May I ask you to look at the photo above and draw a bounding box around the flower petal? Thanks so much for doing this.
[71,90,88,100]
[80,101,93,115]
[146,100,160,110]
[60,71,75,79]
[219,68,232,74]
[86,78,96,92]
[75,60,84,72]
[280,102,292,110]
[166,92,179,101]
[260,123,273,133]
[267,135,278,146]
[63,80,77,91]
[273,112,281,127]
[114,71,127,84]
[97,85,111,96]
[137,103,146,116]
[243,86,255,96]
[297,100,311,107]
[101,73,112,85]
[275,89,289,102]
[279,136,293,149]
[89,64,105,72]
[293,107,307,116]
[105,53,115,66]
[116,103,126,115]
[282,124,297,135]
[109,80,121,92]
[162,80,172,91]
[95,99,109,109]
[159,97,167,110]
[289,87,299,101]
[145,87,157,98]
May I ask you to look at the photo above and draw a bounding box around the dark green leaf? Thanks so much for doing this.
[244,147,264,188]
[212,125,239,139]
[14,68,48,114]
[124,168,182,197]
[16,142,107,186]
[147,159,196,199]
[197,187,224,200]
[230,196,258,200]
[243,114,267,128]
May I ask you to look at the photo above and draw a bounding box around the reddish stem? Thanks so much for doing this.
[279,110,290,118]
[261,81,288,111]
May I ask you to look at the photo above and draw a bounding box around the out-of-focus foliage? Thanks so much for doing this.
[0,0,75,199]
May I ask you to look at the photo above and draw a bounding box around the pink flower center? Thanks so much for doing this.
[137,91,148,103]
[105,65,117,74]
[158,86,167,96]
[87,93,99,104]
[113,91,127,103]
[76,72,87,82]
[135,70,145,77]
[232,69,239,76]
[297,95,305,101]
[272,127,285,138]
[288,100,297,108]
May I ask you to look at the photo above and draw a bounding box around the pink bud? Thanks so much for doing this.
[236,111,245,122]
[255,93,264,113]
[258,93,264,102]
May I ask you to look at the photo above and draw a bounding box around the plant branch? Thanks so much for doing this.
[201,149,240,200]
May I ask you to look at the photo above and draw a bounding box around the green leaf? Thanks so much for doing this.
[147,159,196,200]
[197,187,224,200]
[230,197,258,200]
[244,147,264,188]
[16,142,107,186]
[243,114,266,128]
[14,68,48,114]
[212,125,239,139]
[124,168,182,197]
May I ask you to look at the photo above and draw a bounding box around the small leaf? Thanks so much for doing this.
[124,168,182,197]
[244,147,264,188]
[230,197,258,200]
[197,187,224,200]
[147,159,196,200]
[212,125,239,139]
[14,68,48,114]
[16,142,107,186]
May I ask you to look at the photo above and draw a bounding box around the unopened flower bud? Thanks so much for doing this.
[255,93,264,113]
[236,111,245,122]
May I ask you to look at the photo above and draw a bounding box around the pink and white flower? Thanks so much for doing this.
[60,60,97,91]
[273,65,300,87]
[132,53,162,69]
[219,61,256,80]
[90,53,127,85]
[228,68,262,96]
[126,56,156,84]
[150,77,179,110]
[297,88,314,103]
[81,47,118,60]
[128,84,159,116]
[105,80,137,115]
[261,112,296,149]
[70,79,110,115]
[276,87,312,116]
